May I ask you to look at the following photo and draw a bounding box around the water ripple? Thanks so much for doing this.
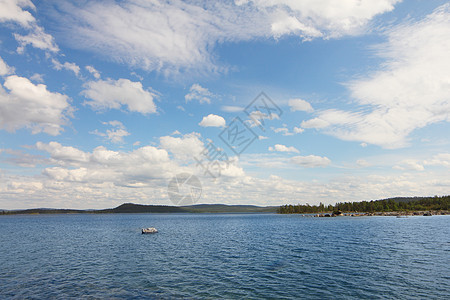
[0,214,449,299]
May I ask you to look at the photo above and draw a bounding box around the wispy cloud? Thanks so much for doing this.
[185,84,215,104]
[49,0,400,74]
[301,4,450,149]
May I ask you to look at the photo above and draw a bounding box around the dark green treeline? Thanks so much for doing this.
[278,195,450,214]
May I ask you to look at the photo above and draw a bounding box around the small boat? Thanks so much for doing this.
[142,227,158,234]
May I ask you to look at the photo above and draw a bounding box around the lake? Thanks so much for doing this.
[0,213,449,299]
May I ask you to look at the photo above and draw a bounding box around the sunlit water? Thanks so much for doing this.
[1,213,449,299]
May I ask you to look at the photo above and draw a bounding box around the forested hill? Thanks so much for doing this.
[1,203,277,215]
[278,195,450,214]
[99,203,187,213]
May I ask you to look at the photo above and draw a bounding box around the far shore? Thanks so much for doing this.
[310,210,449,217]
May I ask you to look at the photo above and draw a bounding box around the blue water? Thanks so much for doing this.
[0,214,449,299]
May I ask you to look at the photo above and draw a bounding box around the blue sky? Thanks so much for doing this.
[0,0,449,209]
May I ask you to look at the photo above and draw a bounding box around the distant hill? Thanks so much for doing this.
[98,203,187,213]
[182,204,277,213]
[1,203,277,215]
[4,196,447,215]
[1,208,86,215]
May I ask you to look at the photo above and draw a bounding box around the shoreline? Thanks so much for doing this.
[310,210,450,217]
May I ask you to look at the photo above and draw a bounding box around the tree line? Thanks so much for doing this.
[277,195,450,214]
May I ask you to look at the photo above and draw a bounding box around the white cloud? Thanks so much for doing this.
[0,75,72,135]
[268,144,299,153]
[301,117,330,129]
[159,132,204,162]
[221,105,243,113]
[424,153,450,168]
[291,155,331,168]
[15,26,59,53]
[293,127,304,134]
[90,121,130,144]
[2,146,450,209]
[271,13,322,39]
[0,0,35,28]
[246,110,280,128]
[241,0,400,38]
[30,73,44,83]
[85,65,100,79]
[356,159,371,167]
[185,84,214,104]
[36,141,89,165]
[0,56,13,76]
[199,114,226,127]
[308,5,450,148]
[393,160,424,171]
[52,59,80,76]
[272,125,303,136]
[288,98,314,112]
[82,78,157,114]
[50,0,399,74]
[36,142,177,185]
[0,0,59,54]
[272,127,291,135]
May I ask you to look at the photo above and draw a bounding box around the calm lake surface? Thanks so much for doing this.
[0,213,449,299]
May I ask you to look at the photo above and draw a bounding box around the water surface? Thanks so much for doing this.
[0,214,449,299]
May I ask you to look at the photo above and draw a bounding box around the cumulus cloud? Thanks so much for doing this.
[0,75,72,135]
[36,141,89,165]
[199,114,226,127]
[14,133,244,208]
[0,0,35,28]
[304,4,450,148]
[82,78,157,114]
[0,56,14,76]
[268,144,299,153]
[293,127,304,134]
[2,146,450,209]
[48,0,399,74]
[424,153,450,168]
[185,84,214,104]
[288,98,314,112]
[90,121,130,144]
[37,142,177,184]
[291,155,331,168]
[393,160,424,171]
[159,132,204,162]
